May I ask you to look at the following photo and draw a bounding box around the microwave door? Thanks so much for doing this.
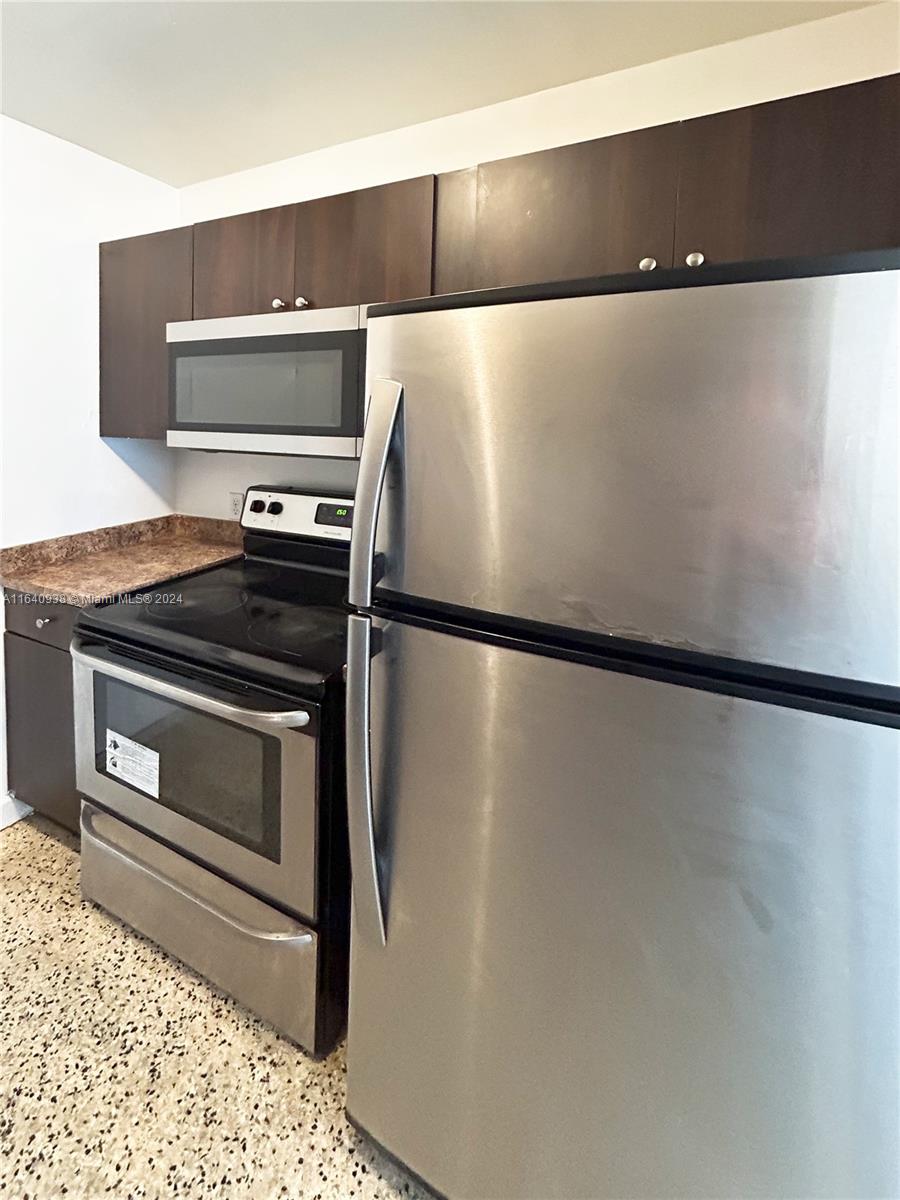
[166,307,363,457]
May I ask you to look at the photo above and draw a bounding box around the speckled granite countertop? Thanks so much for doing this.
[0,515,242,607]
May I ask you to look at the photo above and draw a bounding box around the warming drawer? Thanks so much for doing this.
[80,801,319,1049]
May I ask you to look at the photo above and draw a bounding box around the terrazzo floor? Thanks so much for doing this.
[1,816,431,1200]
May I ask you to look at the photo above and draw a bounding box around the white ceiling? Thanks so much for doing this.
[1,0,875,187]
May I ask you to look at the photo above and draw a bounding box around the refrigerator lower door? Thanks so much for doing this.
[346,617,899,1200]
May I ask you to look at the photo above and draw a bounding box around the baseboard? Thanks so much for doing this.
[1,793,32,831]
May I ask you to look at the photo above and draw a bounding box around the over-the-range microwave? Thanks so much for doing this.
[166,306,365,457]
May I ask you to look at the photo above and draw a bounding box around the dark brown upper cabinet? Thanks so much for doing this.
[99,226,192,439]
[674,74,900,268]
[294,176,435,308]
[433,167,477,296]
[434,124,680,294]
[99,77,900,440]
[193,205,296,319]
[193,178,434,319]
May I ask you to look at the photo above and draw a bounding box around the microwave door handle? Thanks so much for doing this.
[348,378,404,609]
[70,644,311,730]
[346,615,387,946]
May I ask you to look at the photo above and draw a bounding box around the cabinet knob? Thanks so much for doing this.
[271,297,286,309]
[638,257,657,272]
[685,251,705,268]
[35,617,53,628]
[295,296,309,309]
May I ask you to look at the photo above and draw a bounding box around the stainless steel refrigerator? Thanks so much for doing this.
[345,257,900,1200]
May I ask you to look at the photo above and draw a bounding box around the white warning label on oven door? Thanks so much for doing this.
[106,729,159,798]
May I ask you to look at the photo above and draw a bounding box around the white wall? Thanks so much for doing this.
[172,2,900,516]
[173,451,357,518]
[0,115,180,808]
[0,116,180,547]
[179,4,900,222]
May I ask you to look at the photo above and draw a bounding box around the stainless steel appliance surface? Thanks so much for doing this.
[357,267,899,688]
[74,486,355,1055]
[346,256,900,1200]
[167,307,365,457]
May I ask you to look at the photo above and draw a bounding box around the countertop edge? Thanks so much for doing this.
[1,520,243,611]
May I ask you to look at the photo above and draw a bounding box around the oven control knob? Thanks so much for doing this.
[267,501,284,515]
[248,499,265,513]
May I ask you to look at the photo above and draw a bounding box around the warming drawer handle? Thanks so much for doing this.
[80,809,314,946]
[348,377,404,609]
[346,615,387,945]
[70,643,311,729]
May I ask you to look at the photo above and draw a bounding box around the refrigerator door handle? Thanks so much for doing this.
[349,378,404,609]
[346,614,387,945]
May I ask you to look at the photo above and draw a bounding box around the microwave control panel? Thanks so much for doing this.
[241,487,353,542]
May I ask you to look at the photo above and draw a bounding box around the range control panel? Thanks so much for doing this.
[241,487,354,542]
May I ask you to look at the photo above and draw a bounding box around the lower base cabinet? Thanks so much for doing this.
[5,631,79,834]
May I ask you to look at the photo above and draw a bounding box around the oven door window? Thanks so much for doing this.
[93,676,282,862]
[169,331,361,435]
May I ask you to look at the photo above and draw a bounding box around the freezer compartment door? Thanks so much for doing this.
[346,618,899,1200]
[361,270,899,686]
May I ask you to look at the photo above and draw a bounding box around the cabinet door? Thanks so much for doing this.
[433,167,477,296]
[674,74,900,267]
[434,125,679,293]
[354,176,434,305]
[99,227,192,439]
[193,205,296,319]
[5,632,79,834]
[294,177,434,308]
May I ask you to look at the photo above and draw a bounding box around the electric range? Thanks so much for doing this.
[72,486,354,1055]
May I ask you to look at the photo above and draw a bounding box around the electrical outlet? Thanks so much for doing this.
[229,492,244,519]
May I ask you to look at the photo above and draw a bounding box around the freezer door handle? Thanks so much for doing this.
[346,614,387,945]
[348,377,404,609]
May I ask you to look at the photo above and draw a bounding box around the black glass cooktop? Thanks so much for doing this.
[77,555,349,695]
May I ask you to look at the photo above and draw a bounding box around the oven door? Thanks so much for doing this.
[166,307,363,457]
[72,639,318,921]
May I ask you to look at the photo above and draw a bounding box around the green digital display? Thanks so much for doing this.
[315,501,353,529]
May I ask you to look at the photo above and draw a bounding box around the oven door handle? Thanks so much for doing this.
[348,377,404,609]
[71,644,311,730]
